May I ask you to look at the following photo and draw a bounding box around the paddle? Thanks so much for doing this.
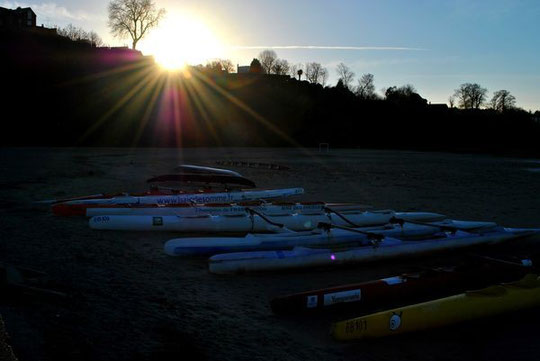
[467,254,535,269]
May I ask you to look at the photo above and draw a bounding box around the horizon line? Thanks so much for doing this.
[230,45,427,51]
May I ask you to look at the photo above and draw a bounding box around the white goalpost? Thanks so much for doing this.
[318,143,329,153]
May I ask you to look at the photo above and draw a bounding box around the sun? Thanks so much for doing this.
[142,13,225,71]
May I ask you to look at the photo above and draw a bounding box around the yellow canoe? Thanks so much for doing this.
[332,274,540,340]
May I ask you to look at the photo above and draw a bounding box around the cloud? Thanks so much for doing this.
[230,45,426,51]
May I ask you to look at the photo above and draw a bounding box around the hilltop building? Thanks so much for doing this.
[237,65,250,74]
[428,103,449,111]
[0,6,58,36]
[0,5,143,62]
[0,6,36,28]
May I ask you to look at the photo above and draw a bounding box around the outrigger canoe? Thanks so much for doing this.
[52,187,304,216]
[270,257,534,315]
[146,174,257,189]
[89,211,445,233]
[163,219,494,256]
[174,164,243,177]
[84,201,374,218]
[41,164,247,206]
[331,274,540,340]
[208,227,540,274]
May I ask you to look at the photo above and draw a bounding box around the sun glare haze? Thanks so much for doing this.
[142,12,225,71]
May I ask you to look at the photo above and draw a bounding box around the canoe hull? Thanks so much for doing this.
[164,220,497,256]
[90,211,395,232]
[85,202,374,217]
[53,187,304,216]
[331,274,540,340]
[270,261,532,315]
[164,223,446,256]
[208,228,539,274]
[89,211,446,233]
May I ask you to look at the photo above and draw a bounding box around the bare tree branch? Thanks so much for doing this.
[88,31,104,47]
[355,73,375,99]
[57,24,103,47]
[272,59,290,75]
[108,0,165,49]
[490,90,516,112]
[305,62,328,85]
[336,62,355,89]
[453,83,488,109]
[257,50,277,74]
[448,95,455,108]
[320,68,328,87]
[205,59,235,73]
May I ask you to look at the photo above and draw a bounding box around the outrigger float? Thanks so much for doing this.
[163,219,496,256]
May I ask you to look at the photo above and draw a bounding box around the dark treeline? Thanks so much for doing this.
[2,28,540,156]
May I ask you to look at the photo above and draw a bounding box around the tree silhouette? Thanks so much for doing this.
[220,59,235,73]
[305,62,328,84]
[206,59,235,73]
[205,60,225,74]
[57,24,103,47]
[297,69,303,81]
[454,83,488,109]
[490,90,516,112]
[108,0,165,49]
[57,24,87,41]
[321,68,329,87]
[336,63,355,90]
[448,95,455,108]
[88,31,104,47]
[355,73,376,99]
[385,84,427,106]
[272,59,290,75]
[249,58,263,73]
[257,49,277,74]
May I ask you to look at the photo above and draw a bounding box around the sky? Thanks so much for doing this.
[3,0,540,110]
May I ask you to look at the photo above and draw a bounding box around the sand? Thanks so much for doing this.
[1,147,540,361]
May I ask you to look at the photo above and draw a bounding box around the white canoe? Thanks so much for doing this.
[164,220,498,256]
[89,211,446,233]
[163,223,435,256]
[63,187,304,206]
[208,227,540,274]
[85,202,373,217]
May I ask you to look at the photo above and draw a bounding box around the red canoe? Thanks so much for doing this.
[270,258,533,315]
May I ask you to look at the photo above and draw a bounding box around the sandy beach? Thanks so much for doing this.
[1,147,540,361]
